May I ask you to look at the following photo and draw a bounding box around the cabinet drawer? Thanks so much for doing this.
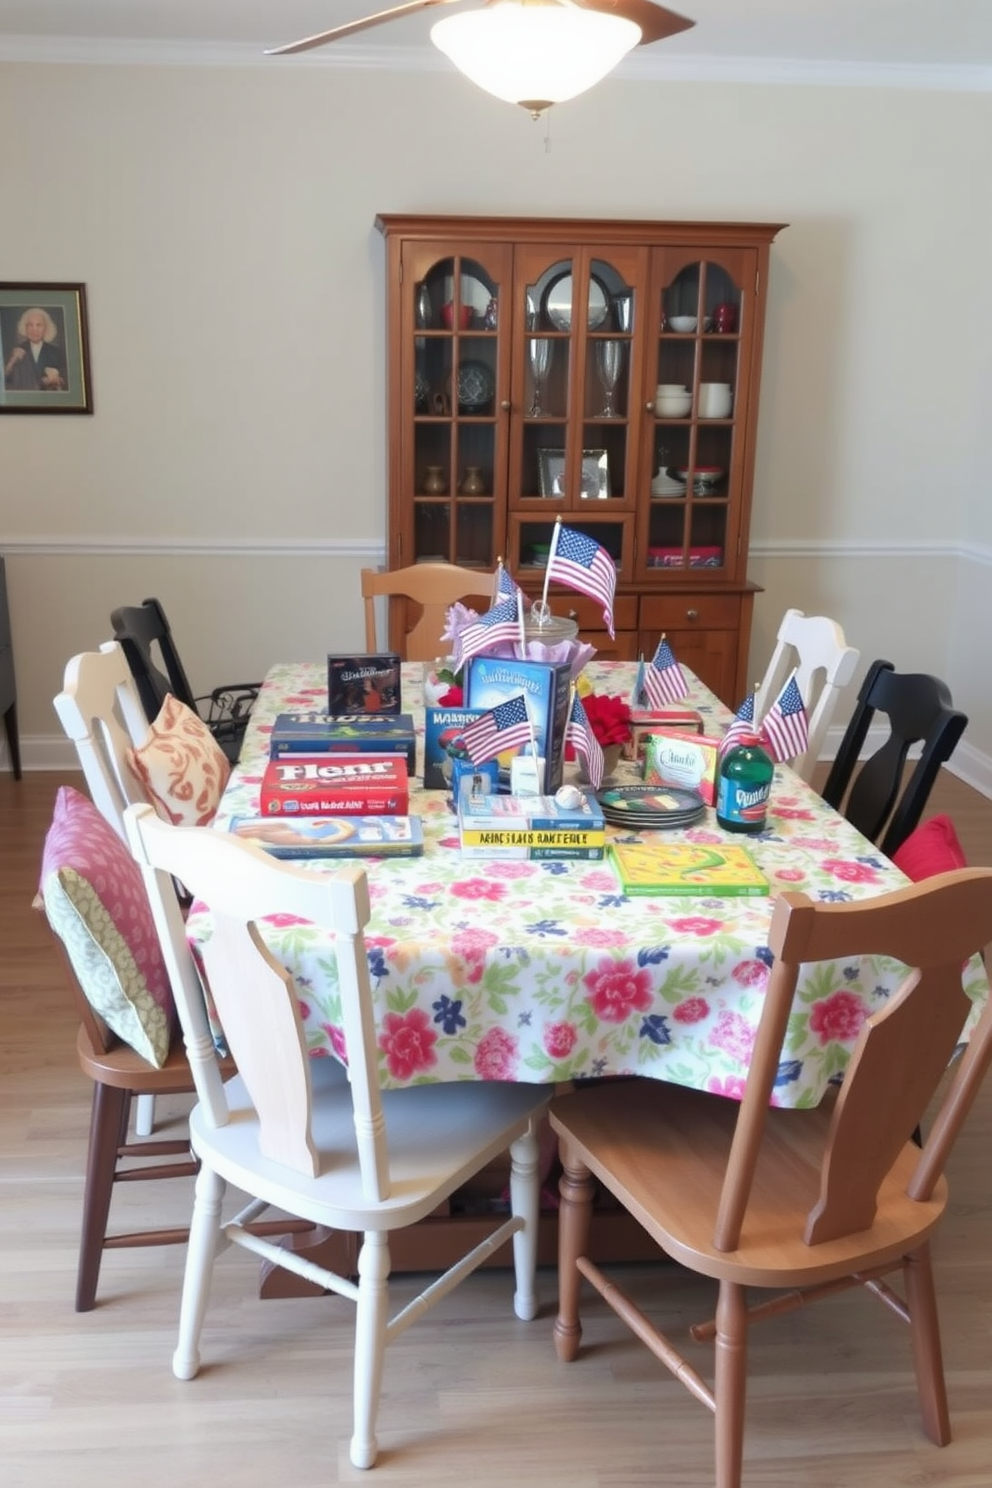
[557,593,639,633]
[640,594,742,632]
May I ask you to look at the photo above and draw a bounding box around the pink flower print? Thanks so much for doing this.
[261,912,309,927]
[583,958,653,1024]
[321,1023,348,1064]
[709,1010,756,1066]
[544,1022,579,1060]
[451,878,508,903]
[773,806,816,821]
[438,835,461,850]
[667,916,723,937]
[793,836,839,853]
[732,959,769,990]
[809,990,868,1045]
[452,926,500,964]
[415,881,445,894]
[708,1074,747,1101]
[485,860,538,879]
[685,829,725,844]
[774,868,806,883]
[673,996,710,1024]
[574,926,629,948]
[379,1008,438,1079]
[822,858,884,885]
[474,1026,520,1080]
[581,870,621,891]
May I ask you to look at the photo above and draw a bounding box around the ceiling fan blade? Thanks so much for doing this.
[571,0,695,48]
[266,0,460,54]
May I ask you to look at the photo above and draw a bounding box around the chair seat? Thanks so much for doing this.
[192,1065,549,1232]
[552,1079,947,1288]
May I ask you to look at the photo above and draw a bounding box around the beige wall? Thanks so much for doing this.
[1,59,989,785]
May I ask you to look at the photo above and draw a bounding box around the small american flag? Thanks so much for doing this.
[759,674,809,763]
[494,562,524,607]
[565,691,605,790]
[719,691,757,759]
[545,524,616,639]
[642,637,689,708]
[459,694,533,765]
[454,599,521,669]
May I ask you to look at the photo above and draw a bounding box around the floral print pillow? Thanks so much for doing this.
[127,694,230,827]
[40,786,175,1067]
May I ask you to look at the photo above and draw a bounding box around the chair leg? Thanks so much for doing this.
[903,1243,951,1445]
[350,1230,390,1470]
[509,1121,540,1321]
[553,1143,595,1363]
[134,1093,156,1136]
[714,1280,748,1488]
[76,1081,129,1312]
[173,1161,225,1382]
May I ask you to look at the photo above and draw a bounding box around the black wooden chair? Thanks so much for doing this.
[111,597,260,765]
[821,659,968,858]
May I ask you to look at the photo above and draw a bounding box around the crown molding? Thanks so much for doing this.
[0,35,990,92]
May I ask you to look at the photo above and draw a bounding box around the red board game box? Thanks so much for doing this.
[260,753,409,816]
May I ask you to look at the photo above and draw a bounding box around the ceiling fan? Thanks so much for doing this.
[267,1,696,116]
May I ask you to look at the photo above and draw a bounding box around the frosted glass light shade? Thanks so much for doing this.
[431,2,641,115]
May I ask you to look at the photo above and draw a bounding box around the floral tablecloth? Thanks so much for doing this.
[186,661,988,1108]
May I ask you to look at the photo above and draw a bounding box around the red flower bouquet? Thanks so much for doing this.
[580,693,632,748]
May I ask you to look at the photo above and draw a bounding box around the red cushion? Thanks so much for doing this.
[891,814,967,882]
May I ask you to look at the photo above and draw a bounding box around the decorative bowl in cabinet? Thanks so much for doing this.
[445,360,495,412]
[667,316,697,332]
[675,465,725,492]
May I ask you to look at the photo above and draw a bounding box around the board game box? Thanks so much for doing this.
[464,656,571,792]
[620,707,704,763]
[423,706,488,790]
[269,712,416,774]
[608,840,769,897]
[229,814,423,858]
[641,730,722,805]
[260,753,409,816]
[458,789,606,860]
[326,652,401,715]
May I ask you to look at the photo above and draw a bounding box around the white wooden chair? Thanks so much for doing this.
[124,802,550,1470]
[754,608,859,781]
[53,641,151,841]
[362,562,496,662]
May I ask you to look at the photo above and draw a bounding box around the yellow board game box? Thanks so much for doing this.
[608,840,770,897]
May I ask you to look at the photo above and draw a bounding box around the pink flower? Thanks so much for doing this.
[673,996,710,1024]
[773,806,816,821]
[485,860,537,879]
[583,957,653,1023]
[667,915,723,937]
[451,877,508,902]
[581,870,623,891]
[574,926,629,948]
[822,858,884,885]
[809,990,868,1045]
[774,868,806,883]
[709,1010,756,1065]
[474,1026,519,1079]
[261,912,309,927]
[544,1022,579,1060]
[452,926,500,963]
[379,1008,438,1079]
[321,1023,348,1064]
[708,1074,747,1101]
[732,959,769,989]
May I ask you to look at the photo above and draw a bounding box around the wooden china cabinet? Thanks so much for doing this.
[375,213,786,705]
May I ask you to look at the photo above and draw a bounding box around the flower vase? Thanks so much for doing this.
[579,742,622,785]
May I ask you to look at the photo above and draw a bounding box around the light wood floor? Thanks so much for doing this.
[3,769,992,1488]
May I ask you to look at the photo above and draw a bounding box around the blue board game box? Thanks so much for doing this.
[423,706,488,790]
[465,656,571,792]
[269,713,416,775]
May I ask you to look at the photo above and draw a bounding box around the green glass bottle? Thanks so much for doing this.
[716,732,773,835]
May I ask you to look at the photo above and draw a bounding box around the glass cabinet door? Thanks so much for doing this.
[509,242,648,579]
[640,246,757,583]
[400,242,512,570]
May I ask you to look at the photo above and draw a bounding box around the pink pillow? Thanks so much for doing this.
[127,694,231,827]
[40,786,175,1067]
[891,815,967,882]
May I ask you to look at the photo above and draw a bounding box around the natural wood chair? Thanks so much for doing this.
[822,659,968,856]
[754,607,859,781]
[551,868,992,1488]
[361,563,496,662]
[125,800,550,1470]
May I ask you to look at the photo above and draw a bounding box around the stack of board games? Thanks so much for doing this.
[608,840,769,897]
[229,814,424,859]
[458,789,606,861]
[260,753,409,816]
[269,712,416,774]
[464,656,571,792]
[326,652,401,715]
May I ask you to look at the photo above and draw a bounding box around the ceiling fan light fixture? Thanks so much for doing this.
[431,2,642,116]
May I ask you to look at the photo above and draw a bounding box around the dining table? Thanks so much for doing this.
[187,658,990,1112]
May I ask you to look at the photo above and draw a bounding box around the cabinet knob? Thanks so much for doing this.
[686,608,699,621]
[645,401,655,412]
[568,609,578,620]
[500,399,511,412]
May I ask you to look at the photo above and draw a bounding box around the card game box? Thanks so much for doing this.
[620,707,704,764]
[229,814,423,858]
[641,730,721,806]
[269,712,416,774]
[327,653,401,715]
[458,789,606,860]
[260,753,409,815]
[423,706,488,790]
[464,656,571,792]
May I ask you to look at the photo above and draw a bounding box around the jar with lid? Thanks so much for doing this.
[716,732,773,835]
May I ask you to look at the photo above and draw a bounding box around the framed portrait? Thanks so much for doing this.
[538,447,610,499]
[0,283,92,414]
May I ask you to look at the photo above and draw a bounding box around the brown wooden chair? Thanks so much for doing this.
[361,562,495,662]
[550,868,992,1488]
